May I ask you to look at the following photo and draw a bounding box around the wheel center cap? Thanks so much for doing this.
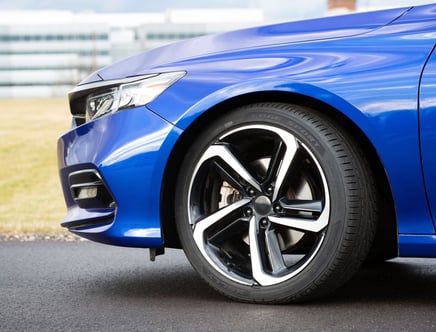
[254,195,272,215]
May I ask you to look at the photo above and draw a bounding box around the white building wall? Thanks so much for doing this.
[0,85,73,98]
[0,54,77,68]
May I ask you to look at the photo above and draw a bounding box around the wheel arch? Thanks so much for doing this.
[160,90,398,258]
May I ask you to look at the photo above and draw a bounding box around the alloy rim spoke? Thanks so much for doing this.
[199,144,262,192]
[249,216,271,286]
[264,139,285,184]
[213,160,247,194]
[271,135,299,201]
[265,226,288,274]
[193,198,251,248]
[279,198,323,213]
[268,211,328,233]
[249,216,291,286]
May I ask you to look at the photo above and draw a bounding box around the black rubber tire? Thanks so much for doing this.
[175,103,377,303]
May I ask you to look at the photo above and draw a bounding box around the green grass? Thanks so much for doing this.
[0,99,71,234]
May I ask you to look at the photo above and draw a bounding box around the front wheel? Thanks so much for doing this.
[175,103,377,303]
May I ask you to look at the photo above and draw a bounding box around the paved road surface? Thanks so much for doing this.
[1,241,435,331]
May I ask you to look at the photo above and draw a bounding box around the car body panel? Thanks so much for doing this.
[420,46,436,229]
[82,6,409,84]
[58,106,182,247]
[58,4,436,255]
[399,234,436,257]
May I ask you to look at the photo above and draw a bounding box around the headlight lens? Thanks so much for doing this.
[86,88,119,121]
[85,71,185,122]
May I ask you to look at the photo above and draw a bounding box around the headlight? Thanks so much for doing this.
[69,71,185,124]
[86,71,185,121]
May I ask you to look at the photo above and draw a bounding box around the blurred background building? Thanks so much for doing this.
[0,9,264,98]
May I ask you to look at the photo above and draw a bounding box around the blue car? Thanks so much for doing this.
[58,4,436,303]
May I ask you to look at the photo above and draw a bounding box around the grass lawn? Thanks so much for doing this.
[0,98,71,234]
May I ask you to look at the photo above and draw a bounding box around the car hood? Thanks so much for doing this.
[81,6,411,84]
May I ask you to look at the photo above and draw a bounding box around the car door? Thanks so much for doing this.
[419,45,436,230]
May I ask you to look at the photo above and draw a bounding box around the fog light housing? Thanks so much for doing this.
[68,169,115,209]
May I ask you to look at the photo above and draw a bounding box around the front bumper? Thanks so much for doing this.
[57,105,181,248]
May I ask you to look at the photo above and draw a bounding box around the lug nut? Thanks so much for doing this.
[248,188,255,196]
[274,204,281,213]
[260,218,268,226]
[245,208,253,217]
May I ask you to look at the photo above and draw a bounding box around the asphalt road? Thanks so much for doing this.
[1,241,436,331]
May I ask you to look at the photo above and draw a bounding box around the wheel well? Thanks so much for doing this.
[160,91,398,258]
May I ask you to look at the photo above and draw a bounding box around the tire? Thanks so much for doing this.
[175,103,377,303]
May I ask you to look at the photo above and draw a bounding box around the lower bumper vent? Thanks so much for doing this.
[68,169,115,209]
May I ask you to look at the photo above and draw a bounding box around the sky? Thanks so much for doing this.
[0,0,435,22]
